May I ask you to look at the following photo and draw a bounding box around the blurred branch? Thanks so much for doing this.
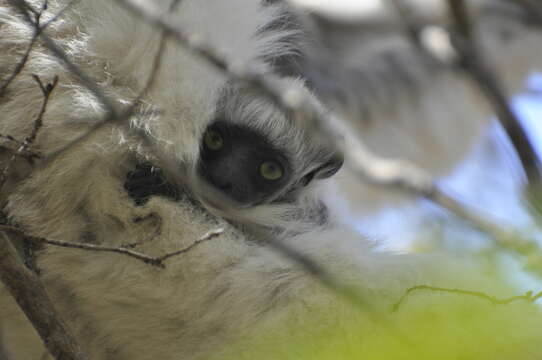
[383,0,542,274]
[446,0,541,184]
[513,0,542,26]
[244,223,379,315]
[1,0,540,357]
[113,0,420,317]
[388,0,425,50]
[114,0,542,276]
[0,231,87,360]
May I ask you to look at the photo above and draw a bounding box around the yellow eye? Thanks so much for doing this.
[259,161,283,181]
[204,130,223,151]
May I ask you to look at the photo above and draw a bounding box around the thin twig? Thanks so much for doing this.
[0,1,45,98]
[28,75,58,143]
[392,285,542,312]
[0,75,57,191]
[41,0,81,29]
[0,144,41,162]
[2,0,124,171]
[0,133,40,161]
[158,228,224,262]
[0,231,88,360]
[0,134,24,146]
[0,224,224,268]
[0,225,164,267]
[15,0,170,167]
[38,40,168,169]
[0,0,74,99]
[242,223,417,352]
[0,35,38,99]
[8,0,118,117]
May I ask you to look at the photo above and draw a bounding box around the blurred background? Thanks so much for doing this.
[342,72,542,290]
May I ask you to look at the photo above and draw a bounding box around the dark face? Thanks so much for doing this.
[198,121,291,205]
[124,121,343,207]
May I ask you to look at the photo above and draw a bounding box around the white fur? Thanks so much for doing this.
[1,1,542,359]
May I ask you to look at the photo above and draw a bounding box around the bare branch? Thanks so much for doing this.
[158,228,224,262]
[0,75,57,192]
[0,143,40,162]
[0,134,40,160]
[0,134,24,146]
[0,231,87,360]
[10,0,170,167]
[28,75,58,143]
[447,0,472,39]
[0,225,164,267]
[447,0,541,184]
[1,0,126,173]
[0,224,225,268]
[0,0,78,99]
[7,0,118,115]
[40,0,81,29]
[382,0,542,274]
[0,2,42,98]
[39,27,170,169]
[0,36,38,99]
[392,285,542,312]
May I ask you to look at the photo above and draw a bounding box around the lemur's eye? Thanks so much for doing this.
[204,129,224,150]
[259,161,283,181]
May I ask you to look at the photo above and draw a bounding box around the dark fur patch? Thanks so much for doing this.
[124,162,180,206]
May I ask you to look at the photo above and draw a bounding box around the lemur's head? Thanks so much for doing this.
[197,82,342,207]
[124,1,341,228]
